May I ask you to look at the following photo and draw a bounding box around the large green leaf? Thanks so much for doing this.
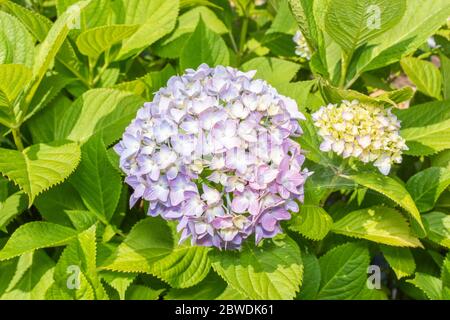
[0,11,34,67]
[76,24,139,58]
[344,173,425,235]
[0,64,32,127]
[210,235,303,300]
[0,222,78,261]
[296,250,321,300]
[179,17,229,71]
[401,57,442,100]
[70,136,121,222]
[241,57,300,88]
[102,218,211,288]
[114,0,179,60]
[324,0,405,54]
[165,272,228,300]
[56,0,111,30]
[317,242,369,299]
[394,101,450,156]
[348,0,450,82]
[0,142,81,203]
[24,1,91,117]
[2,1,88,88]
[407,273,442,300]
[0,251,55,300]
[380,245,415,279]
[0,192,27,231]
[268,0,297,35]
[56,88,144,145]
[406,167,450,213]
[332,206,422,247]
[49,225,107,300]
[154,6,227,59]
[422,212,450,249]
[34,179,86,227]
[289,205,333,240]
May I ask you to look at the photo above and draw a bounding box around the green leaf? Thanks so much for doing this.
[406,167,450,212]
[241,57,300,87]
[407,273,442,300]
[297,250,321,300]
[423,212,450,249]
[154,6,227,59]
[27,95,72,144]
[344,173,425,235]
[268,0,297,35]
[0,142,81,203]
[288,0,321,51]
[102,218,211,288]
[70,136,121,222]
[0,64,32,127]
[317,242,369,299]
[0,11,34,67]
[101,271,136,300]
[51,225,107,300]
[56,88,145,145]
[34,180,86,227]
[165,272,227,300]
[401,57,442,99]
[380,245,415,279]
[0,251,55,300]
[276,80,316,112]
[65,210,97,231]
[76,24,139,58]
[115,0,179,60]
[2,1,89,88]
[56,0,111,30]
[394,101,450,156]
[332,206,422,247]
[126,285,164,300]
[349,0,450,81]
[4,252,34,293]
[0,192,27,231]
[25,1,91,116]
[179,17,229,71]
[2,1,53,40]
[210,235,303,300]
[289,205,333,240]
[0,64,31,106]
[442,253,450,298]
[353,286,388,300]
[0,222,78,261]
[324,0,406,54]
[25,72,74,123]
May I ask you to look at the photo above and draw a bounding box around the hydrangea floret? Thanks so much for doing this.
[293,30,311,60]
[115,64,311,249]
[312,100,408,175]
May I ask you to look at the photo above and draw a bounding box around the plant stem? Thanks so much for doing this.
[12,128,24,151]
[339,52,352,88]
[238,16,249,63]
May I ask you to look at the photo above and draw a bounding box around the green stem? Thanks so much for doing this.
[339,52,352,88]
[12,128,24,151]
[238,16,249,63]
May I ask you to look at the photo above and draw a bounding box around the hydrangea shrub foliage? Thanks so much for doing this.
[0,0,449,300]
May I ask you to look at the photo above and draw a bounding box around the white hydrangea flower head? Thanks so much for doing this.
[312,100,408,175]
[293,30,311,60]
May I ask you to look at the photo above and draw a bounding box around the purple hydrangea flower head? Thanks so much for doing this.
[115,64,311,249]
